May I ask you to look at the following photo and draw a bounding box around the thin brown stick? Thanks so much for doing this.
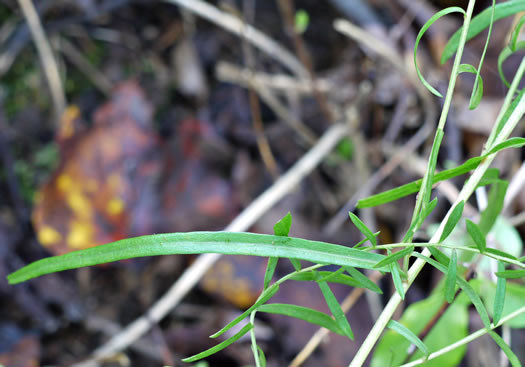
[242,0,279,179]
[164,0,307,78]
[276,0,334,123]
[17,0,66,120]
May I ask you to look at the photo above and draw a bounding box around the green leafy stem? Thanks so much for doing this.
[7,231,388,285]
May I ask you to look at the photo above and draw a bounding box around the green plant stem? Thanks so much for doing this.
[366,243,525,269]
[485,56,525,150]
[399,305,525,367]
[250,311,261,367]
[349,75,525,367]
[409,0,477,232]
[349,3,525,365]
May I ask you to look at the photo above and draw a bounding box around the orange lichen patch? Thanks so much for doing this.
[37,225,62,247]
[66,190,93,217]
[57,174,73,192]
[67,219,95,249]
[106,197,125,216]
[32,82,160,256]
[201,255,265,308]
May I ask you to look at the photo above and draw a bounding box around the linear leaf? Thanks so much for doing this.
[7,232,388,284]
[357,156,482,208]
[317,277,354,340]
[488,331,522,367]
[374,246,414,269]
[390,262,405,300]
[466,219,486,253]
[510,15,525,52]
[257,345,267,367]
[263,257,278,289]
[441,0,525,64]
[182,323,253,362]
[403,198,438,243]
[290,271,369,289]
[488,249,518,261]
[257,303,344,336]
[274,212,292,237]
[413,253,491,329]
[289,258,302,272]
[354,231,381,248]
[429,246,450,267]
[498,42,525,87]
[387,319,429,358]
[445,250,458,303]
[344,267,383,294]
[440,201,464,242]
[494,261,506,325]
[211,284,279,338]
[317,267,346,282]
[415,6,466,97]
[488,137,525,156]
[349,212,376,247]
[495,270,525,279]
[421,129,444,207]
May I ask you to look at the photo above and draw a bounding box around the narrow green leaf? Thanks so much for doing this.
[289,258,302,272]
[488,331,522,367]
[263,257,278,289]
[7,232,388,284]
[413,253,491,329]
[510,15,525,52]
[415,6,466,97]
[387,319,429,358]
[445,250,458,303]
[494,261,506,325]
[354,231,381,248]
[357,156,482,208]
[479,181,508,236]
[182,323,253,362]
[211,284,279,338]
[457,64,485,110]
[403,198,438,243]
[495,270,525,279]
[344,267,383,294]
[490,88,525,143]
[485,248,518,261]
[421,129,444,207]
[374,246,414,269]
[317,267,346,282]
[440,201,464,242]
[466,219,486,253]
[257,345,267,367]
[441,0,525,63]
[257,303,344,336]
[390,262,405,300]
[290,271,370,289]
[488,137,525,155]
[317,277,354,340]
[429,246,450,266]
[349,212,376,247]
[274,212,292,237]
[498,42,525,87]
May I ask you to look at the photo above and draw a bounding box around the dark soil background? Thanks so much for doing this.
[0,0,523,366]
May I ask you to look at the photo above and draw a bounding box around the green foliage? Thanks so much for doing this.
[372,290,468,367]
[6,1,525,365]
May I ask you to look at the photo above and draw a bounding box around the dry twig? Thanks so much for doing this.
[164,0,307,78]
[17,0,66,120]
